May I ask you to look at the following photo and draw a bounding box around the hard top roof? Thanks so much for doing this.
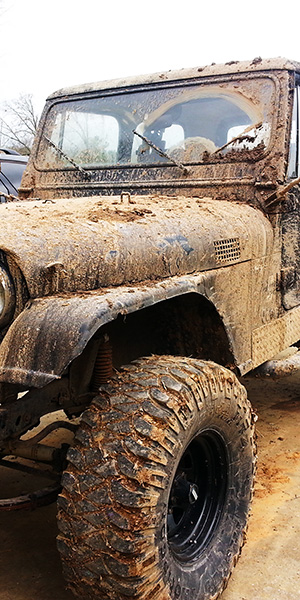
[48,57,300,100]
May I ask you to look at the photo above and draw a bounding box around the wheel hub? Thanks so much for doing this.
[167,429,228,562]
[170,475,199,506]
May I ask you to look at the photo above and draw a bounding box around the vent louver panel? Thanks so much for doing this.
[213,238,241,263]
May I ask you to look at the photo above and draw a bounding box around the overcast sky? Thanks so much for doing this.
[0,0,300,115]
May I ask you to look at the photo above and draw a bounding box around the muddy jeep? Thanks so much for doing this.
[1,57,300,600]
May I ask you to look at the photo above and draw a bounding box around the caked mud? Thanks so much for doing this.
[1,58,300,600]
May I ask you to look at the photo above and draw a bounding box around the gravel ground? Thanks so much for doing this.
[0,373,299,600]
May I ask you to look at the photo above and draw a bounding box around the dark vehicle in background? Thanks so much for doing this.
[0,149,27,200]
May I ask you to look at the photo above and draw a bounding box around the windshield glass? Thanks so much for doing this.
[37,77,275,170]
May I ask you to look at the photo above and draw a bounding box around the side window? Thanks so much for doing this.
[162,124,185,150]
[288,87,300,179]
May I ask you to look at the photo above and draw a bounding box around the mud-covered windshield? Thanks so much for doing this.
[37,77,275,170]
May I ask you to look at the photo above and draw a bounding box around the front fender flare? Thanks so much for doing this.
[0,270,240,388]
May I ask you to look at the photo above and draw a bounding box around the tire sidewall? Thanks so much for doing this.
[157,394,253,600]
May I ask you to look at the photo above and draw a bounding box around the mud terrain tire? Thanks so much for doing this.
[57,356,256,600]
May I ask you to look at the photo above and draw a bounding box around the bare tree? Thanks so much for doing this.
[0,94,40,155]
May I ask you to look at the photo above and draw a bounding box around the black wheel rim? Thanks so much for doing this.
[167,429,228,562]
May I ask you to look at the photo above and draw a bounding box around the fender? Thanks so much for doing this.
[0,263,253,388]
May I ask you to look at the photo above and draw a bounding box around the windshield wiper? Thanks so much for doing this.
[213,121,263,155]
[43,135,92,179]
[132,130,190,175]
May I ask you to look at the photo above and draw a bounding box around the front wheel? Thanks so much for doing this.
[57,356,256,600]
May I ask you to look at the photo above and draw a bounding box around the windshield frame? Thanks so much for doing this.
[34,72,278,173]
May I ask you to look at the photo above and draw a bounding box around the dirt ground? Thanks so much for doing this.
[0,372,299,600]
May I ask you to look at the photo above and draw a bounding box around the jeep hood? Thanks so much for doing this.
[0,195,273,297]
